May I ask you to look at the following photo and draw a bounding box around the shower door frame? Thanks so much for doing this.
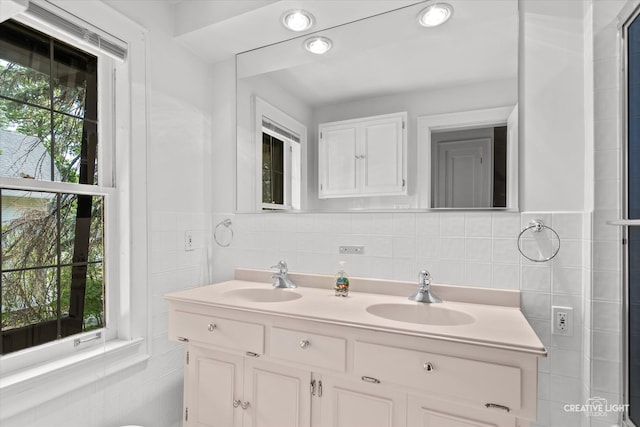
[621,3,640,426]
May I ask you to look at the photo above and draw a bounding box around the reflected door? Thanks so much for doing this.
[435,138,492,208]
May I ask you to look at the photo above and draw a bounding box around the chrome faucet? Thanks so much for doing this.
[408,269,442,303]
[271,260,297,289]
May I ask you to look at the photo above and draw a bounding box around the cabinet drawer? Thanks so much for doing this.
[354,342,521,412]
[270,327,346,372]
[173,311,264,354]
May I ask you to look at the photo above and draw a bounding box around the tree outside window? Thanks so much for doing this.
[0,20,104,355]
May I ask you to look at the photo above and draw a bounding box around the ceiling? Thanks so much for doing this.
[172,0,420,63]
[234,0,518,107]
[169,1,518,107]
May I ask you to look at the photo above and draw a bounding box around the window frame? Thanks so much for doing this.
[261,126,300,210]
[1,23,114,351]
[0,0,148,420]
[254,96,306,211]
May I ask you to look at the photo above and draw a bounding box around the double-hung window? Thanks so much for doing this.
[0,3,147,416]
[0,19,107,355]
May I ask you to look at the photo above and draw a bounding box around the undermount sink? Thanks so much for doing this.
[366,303,475,326]
[224,288,302,303]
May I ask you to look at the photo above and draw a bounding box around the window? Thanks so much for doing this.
[0,20,106,355]
[0,1,147,418]
[261,118,301,210]
[254,96,305,211]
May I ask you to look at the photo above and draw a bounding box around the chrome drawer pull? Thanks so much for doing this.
[240,401,250,410]
[208,323,217,332]
[423,362,435,372]
[299,339,310,349]
[485,403,510,413]
[361,376,381,384]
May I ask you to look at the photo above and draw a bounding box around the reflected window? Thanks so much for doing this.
[261,118,301,210]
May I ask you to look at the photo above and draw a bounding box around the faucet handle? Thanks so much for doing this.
[418,269,431,288]
[271,260,288,274]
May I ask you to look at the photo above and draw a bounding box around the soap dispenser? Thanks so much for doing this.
[334,261,350,297]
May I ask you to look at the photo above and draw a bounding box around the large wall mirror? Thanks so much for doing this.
[236,0,518,212]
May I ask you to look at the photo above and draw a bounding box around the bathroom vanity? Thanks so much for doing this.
[165,270,546,427]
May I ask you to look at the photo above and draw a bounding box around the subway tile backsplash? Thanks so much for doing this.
[214,211,583,289]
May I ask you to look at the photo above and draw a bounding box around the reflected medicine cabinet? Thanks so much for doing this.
[318,112,407,199]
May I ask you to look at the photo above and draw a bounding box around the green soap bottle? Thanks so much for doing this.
[334,261,349,297]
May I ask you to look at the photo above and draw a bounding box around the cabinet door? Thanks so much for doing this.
[186,346,243,427]
[407,394,515,427]
[319,375,407,427]
[243,358,312,427]
[359,115,406,196]
[319,124,358,197]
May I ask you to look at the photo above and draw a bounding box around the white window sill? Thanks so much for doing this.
[0,338,148,420]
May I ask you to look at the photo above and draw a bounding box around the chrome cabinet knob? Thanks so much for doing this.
[299,339,310,349]
[423,362,434,372]
[208,323,217,332]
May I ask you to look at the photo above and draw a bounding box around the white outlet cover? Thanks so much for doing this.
[552,306,573,336]
[185,231,196,251]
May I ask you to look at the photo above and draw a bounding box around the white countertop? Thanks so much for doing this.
[165,278,547,356]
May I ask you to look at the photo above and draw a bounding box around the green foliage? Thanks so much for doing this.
[1,57,104,335]
[1,61,88,183]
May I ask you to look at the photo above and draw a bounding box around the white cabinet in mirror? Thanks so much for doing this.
[318,112,407,199]
[235,0,518,212]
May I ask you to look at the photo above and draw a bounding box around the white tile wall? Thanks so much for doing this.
[213,210,586,427]
[586,1,628,427]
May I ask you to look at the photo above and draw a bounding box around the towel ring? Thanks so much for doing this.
[214,219,234,247]
[517,220,560,263]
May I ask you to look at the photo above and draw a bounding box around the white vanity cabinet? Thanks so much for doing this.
[407,394,514,427]
[318,112,407,198]
[166,279,544,427]
[185,346,311,427]
[318,374,408,427]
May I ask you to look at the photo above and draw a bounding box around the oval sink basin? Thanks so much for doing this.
[366,303,475,326]
[224,288,302,303]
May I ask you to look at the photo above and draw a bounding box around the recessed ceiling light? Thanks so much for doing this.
[417,2,453,27]
[281,10,315,32]
[303,36,332,55]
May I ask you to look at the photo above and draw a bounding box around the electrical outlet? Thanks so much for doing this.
[185,231,195,251]
[552,306,573,336]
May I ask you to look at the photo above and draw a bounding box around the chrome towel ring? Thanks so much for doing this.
[214,219,234,247]
[517,220,560,262]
